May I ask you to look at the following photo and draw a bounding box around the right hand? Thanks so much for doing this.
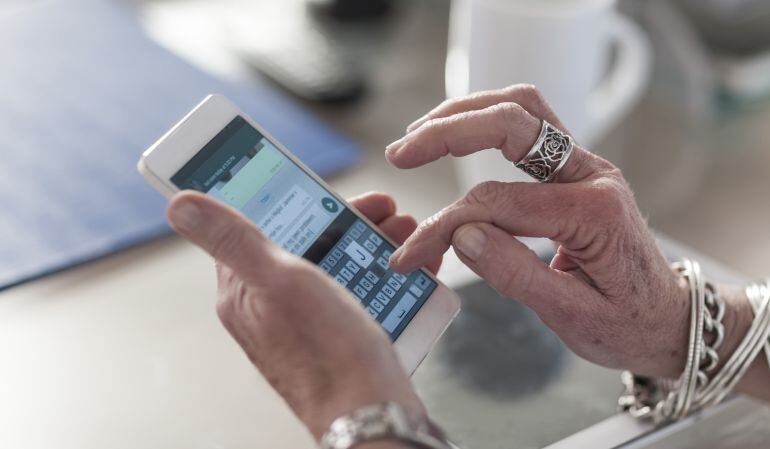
[386,85,696,379]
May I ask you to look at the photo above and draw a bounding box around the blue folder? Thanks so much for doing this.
[0,0,361,290]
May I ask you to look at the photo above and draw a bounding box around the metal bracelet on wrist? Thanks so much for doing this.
[747,282,770,371]
[620,260,770,423]
[619,259,725,423]
[697,280,770,407]
[320,402,457,449]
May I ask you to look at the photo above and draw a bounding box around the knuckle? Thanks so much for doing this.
[604,166,628,182]
[419,208,449,240]
[466,180,506,207]
[584,178,631,222]
[215,269,246,316]
[518,84,546,105]
[492,102,526,124]
[435,97,458,112]
[416,118,452,151]
[216,287,238,326]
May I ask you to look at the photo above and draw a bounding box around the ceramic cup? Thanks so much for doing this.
[446,0,652,189]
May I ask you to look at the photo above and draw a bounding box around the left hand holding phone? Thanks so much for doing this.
[167,190,431,441]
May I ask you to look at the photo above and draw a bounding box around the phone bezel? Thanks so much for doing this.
[138,94,460,374]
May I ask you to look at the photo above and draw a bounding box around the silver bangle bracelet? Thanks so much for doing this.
[619,259,725,423]
[697,281,770,407]
[747,282,770,371]
[620,261,770,423]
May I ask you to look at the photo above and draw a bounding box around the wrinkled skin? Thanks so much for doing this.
[167,192,434,441]
[167,85,769,446]
[385,84,690,378]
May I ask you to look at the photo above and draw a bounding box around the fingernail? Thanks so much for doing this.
[385,137,405,156]
[169,200,202,232]
[388,248,402,266]
[452,225,486,261]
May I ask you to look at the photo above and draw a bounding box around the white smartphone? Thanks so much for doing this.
[138,94,460,374]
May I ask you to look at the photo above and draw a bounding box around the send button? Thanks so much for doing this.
[381,292,417,333]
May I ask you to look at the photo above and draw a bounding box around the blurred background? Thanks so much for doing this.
[2,0,770,448]
[135,0,770,279]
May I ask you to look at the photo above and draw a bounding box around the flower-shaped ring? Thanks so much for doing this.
[514,120,574,183]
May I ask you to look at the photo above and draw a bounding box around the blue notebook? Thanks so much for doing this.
[0,0,361,290]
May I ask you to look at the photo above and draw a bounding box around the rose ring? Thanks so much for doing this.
[514,120,574,183]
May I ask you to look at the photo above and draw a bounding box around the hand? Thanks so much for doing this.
[167,191,432,439]
[386,84,695,379]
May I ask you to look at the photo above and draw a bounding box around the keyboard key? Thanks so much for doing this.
[368,233,383,245]
[372,264,387,278]
[349,228,362,239]
[345,260,361,274]
[386,277,401,291]
[345,241,374,268]
[376,257,389,270]
[354,221,366,232]
[392,273,407,283]
[363,240,377,253]
[409,285,423,297]
[353,285,368,299]
[342,235,354,247]
[334,275,348,286]
[359,278,374,291]
[365,306,379,319]
[331,249,344,260]
[327,253,340,266]
[415,274,431,290]
[320,260,333,272]
[339,267,354,281]
[364,271,380,284]
[381,292,418,333]
[376,292,391,306]
[382,249,392,259]
[370,298,385,312]
[382,285,396,298]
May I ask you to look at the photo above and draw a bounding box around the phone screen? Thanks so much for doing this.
[170,116,437,339]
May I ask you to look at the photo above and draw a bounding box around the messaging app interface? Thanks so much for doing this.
[171,116,436,339]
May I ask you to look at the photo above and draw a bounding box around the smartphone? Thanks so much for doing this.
[138,94,460,374]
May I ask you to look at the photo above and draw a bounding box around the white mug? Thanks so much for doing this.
[446,0,652,190]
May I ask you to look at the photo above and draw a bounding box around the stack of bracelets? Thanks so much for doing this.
[619,258,770,423]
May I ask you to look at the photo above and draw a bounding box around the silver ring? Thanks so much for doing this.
[514,120,574,183]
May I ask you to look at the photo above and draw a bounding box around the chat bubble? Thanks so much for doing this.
[257,185,338,255]
[281,203,330,254]
[259,185,312,241]
[218,142,285,209]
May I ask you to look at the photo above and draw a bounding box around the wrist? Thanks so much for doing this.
[654,282,769,400]
[655,283,756,379]
[316,401,450,449]
[302,385,427,441]
[641,278,692,379]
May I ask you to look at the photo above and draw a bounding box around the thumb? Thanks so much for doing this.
[167,191,275,278]
[451,222,584,314]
